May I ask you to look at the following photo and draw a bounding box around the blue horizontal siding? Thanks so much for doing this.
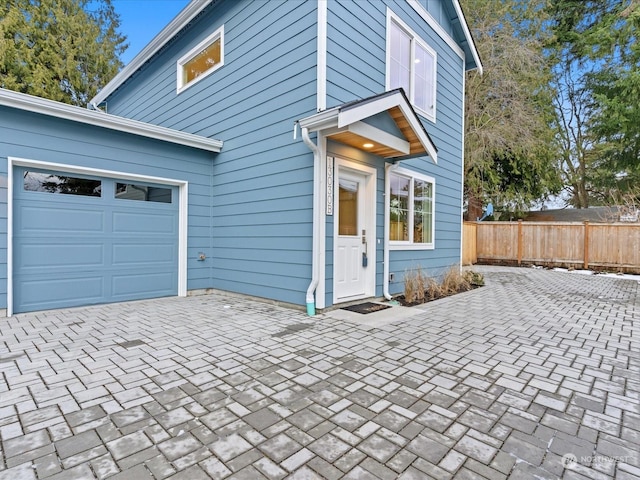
[421,0,455,37]
[0,105,219,307]
[98,0,467,308]
[325,0,465,303]
[106,0,319,306]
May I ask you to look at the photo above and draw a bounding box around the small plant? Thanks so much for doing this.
[463,270,485,286]
[414,267,426,303]
[403,266,427,304]
[403,269,417,304]
[425,276,442,300]
[441,266,471,295]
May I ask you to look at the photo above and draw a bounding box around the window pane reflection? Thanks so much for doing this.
[389,174,409,241]
[339,179,358,236]
[115,183,172,203]
[183,38,221,85]
[414,179,433,243]
[24,171,102,197]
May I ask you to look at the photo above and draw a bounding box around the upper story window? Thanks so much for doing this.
[387,12,437,122]
[388,167,435,249]
[177,25,224,93]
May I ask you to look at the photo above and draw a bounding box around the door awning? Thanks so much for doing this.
[298,89,437,162]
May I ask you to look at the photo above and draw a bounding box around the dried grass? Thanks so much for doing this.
[441,266,471,295]
[402,265,484,304]
[403,267,427,304]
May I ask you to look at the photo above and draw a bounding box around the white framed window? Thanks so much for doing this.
[388,167,435,249]
[177,25,224,93]
[386,11,437,122]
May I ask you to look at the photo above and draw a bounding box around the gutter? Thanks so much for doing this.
[0,88,222,153]
[302,126,320,315]
[383,163,394,300]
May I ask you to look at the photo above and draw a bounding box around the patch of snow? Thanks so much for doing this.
[551,267,640,282]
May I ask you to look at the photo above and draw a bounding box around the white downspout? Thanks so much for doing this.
[303,126,320,315]
[383,163,393,300]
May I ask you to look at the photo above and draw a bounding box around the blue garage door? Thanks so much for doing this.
[13,167,179,313]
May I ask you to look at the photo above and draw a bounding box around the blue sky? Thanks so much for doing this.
[114,0,191,64]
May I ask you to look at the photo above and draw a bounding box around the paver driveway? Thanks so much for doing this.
[0,266,638,479]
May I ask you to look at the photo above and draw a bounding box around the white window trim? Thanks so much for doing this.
[386,9,437,123]
[177,25,224,93]
[387,166,435,250]
[7,157,189,317]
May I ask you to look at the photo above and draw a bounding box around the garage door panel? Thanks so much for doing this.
[17,205,104,232]
[17,243,104,269]
[13,168,180,313]
[112,243,175,265]
[112,272,176,297]
[16,276,105,308]
[112,211,177,234]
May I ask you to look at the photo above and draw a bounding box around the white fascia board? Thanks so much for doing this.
[0,88,222,153]
[406,0,464,59]
[92,0,214,105]
[338,91,437,162]
[348,121,410,155]
[406,0,482,74]
[337,93,403,128]
[451,0,483,74]
[395,99,438,162]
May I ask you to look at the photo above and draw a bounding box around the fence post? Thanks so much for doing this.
[584,221,589,270]
[517,220,523,266]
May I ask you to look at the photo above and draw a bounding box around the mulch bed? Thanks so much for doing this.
[394,283,483,307]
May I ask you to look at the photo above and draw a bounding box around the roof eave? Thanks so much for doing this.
[1,88,223,153]
[452,0,483,74]
[299,89,437,162]
[299,110,340,133]
[92,0,214,105]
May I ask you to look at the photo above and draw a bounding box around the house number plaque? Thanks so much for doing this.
[326,156,334,215]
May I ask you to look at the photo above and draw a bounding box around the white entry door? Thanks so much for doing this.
[334,164,375,302]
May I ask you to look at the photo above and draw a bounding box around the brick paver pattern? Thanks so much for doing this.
[0,267,638,479]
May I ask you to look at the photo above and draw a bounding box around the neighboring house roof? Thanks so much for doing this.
[0,88,223,153]
[524,207,624,223]
[299,89,438,162]
[92,0,482,106]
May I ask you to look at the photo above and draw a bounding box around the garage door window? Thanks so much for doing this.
[23,171,102,197]
[115,183,172,203]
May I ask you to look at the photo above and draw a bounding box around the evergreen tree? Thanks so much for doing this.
[0,0,127,106]
[548,0,640,205]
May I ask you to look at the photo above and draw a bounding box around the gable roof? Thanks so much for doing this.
[299,89,438,162]
[0,88,223,153]
[451,0,483,73]
[406,0,482,74]
[92,0,219,106]
[92,0,482,105]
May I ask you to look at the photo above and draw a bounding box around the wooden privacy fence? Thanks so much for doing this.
[462,222,478,265]
[463,220,640,273]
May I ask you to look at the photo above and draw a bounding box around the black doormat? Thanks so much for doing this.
[341,302,392,314]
